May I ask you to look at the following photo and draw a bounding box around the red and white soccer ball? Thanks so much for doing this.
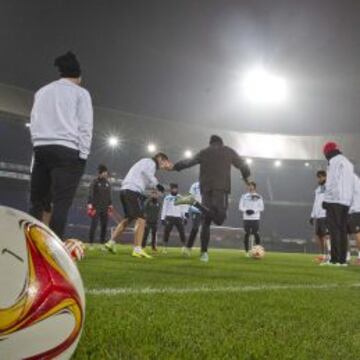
[250,245,265,259]
[64,239,85,261]
[0,206,85,359]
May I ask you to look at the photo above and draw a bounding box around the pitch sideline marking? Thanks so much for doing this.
[86,283,360,296]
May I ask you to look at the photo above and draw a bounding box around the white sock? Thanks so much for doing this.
[108,239,115,245]
[357,251,360,259]
[134,246,142,253]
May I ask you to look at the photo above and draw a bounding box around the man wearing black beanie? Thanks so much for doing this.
[29,51,93,240]
[172,135,251,262]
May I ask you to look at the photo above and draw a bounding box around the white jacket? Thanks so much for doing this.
[161,195,188,220]
[311,185,326,219]
[350,174,360,214]
[121,158,158,194]
[189,181,201,214]
[324,154,354,206]
[239,192,264,220]
[30,79,93,159]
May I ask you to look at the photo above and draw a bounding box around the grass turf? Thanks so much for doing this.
[73,246,360,359]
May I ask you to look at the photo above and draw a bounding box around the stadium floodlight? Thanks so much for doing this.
[245,158,253,165]
[242,66,288,106]
[107,136,119,148]
[147,143,157,153]
[274,160,282,168]
[184,150,193,159]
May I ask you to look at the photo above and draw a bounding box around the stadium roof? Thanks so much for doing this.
[0,83,359,161]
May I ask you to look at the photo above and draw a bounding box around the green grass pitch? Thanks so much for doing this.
[73,246,360,360]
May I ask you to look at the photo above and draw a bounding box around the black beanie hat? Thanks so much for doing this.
[54,51,81,78]
[209,134,223,145]
[98,164,108,174]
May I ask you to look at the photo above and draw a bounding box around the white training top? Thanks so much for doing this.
[121,158,158,194]
[161,194,188,220]
[239,192,264,220]
[324,154,354,206]
[189,181,202,214]
[30,78,93,159]
[350,174,360,214]
[311,185,327,219]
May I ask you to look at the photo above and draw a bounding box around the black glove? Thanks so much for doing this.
[322,202,329,210]
[246,209,255,216]
[156,184,165,193]
[309,218,314,226]
[161,220,166,226]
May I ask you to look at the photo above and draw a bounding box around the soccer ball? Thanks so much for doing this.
[0,206,85,359]
[250,245,265,259]
[65,239,85,261]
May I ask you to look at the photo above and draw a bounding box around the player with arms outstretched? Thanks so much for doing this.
[172,135,250,262]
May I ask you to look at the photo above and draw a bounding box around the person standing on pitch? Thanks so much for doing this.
[142,190,162,251]
[161,183,188,253]
[309,170,330,264]
[104,153,172,258]
[87,164,112,243]
[172,135,251,262]
[239,181,264,257]
[347,174,360,265]
[29,51,93,240]
[322,142,354,266]
[183,181,202,256]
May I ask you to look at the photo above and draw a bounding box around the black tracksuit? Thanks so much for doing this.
[88,177,112,243]
[30,145,86,239]
[142,198,161,249]
[174,142,250,252]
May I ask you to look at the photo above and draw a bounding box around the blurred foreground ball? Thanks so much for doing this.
[0,206,85,359]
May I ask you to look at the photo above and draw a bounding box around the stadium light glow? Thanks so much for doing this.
[147,143,157,153]
[184,150,193,159]
[108,136,119,148]
[304,162,310,167]
[245,158,253,165]
[25,122,31,128]
[274,160,282,168]
[242,66,288,106]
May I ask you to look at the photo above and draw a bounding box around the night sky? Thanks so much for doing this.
[1,0,360,135]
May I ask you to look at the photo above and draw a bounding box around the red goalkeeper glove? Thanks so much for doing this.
[107,205,113,216]
[87,204,96,217]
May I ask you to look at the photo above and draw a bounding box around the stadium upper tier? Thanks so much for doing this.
[0,82,358,161]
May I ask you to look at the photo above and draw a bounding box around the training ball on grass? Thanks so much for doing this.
[250,245,265,259]
[0,206,85,359]
[64,239,85,261]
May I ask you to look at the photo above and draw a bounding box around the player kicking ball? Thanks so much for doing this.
[171,135,250,262]
[104,153,172,258]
